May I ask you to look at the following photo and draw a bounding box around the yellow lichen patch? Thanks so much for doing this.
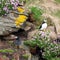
[15,15,27,27]
[17,7,25,13]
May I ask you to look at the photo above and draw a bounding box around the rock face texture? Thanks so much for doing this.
[0,14,18,35]
[46,26,57,40]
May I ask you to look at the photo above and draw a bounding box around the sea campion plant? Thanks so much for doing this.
[24,31,60,60]
[0,0,20,16]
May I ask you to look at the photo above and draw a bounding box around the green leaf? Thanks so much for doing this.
[0,10,6,16]
[8,4,13,10]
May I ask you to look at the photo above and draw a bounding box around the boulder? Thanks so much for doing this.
[27,29,38,39]
[46,26,57,40]
[49,31,57,40]
[0,13,18,35]
[22,21,35,31]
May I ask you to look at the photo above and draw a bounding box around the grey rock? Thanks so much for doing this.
[0,16,18,35]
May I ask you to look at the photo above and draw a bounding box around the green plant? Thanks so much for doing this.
[51,57,60,60]
[24,32,60,60]
[24,40,37,47]
[55,0,60,3]
[22,54,29,59]
[0,0,20,16]
[0,49,14,53]
[30,7,43,21]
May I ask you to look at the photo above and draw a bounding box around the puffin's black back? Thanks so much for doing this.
[39,21,46,29]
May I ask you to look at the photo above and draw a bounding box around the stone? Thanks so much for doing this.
[22,21,35,31]
[49,31,57,40]
[7,13,16,20]
[46,26,57,40]
[27,29,38,39]
[0,16,18,35]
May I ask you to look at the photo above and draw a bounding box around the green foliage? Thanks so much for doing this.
[24,32,60,60]
[55,0,60,3]
[0,49,14,53]
[30,7,43,20]
[0,10,6,16]
[24,40,37,47]
[22,54,29,59]
[0,2,5,16]
[0,0,13,16]
[51,57,60,60]
[8,4,13,10]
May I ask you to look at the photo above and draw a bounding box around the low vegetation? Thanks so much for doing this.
[0,49,14,54]
[29,6,44,26]
[24,32,60,60]
[30,7,44,21]
[55,0,60,3]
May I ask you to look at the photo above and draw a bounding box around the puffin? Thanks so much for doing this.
[39,20,47,31]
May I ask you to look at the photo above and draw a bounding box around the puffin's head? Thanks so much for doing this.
[43,19,47,23]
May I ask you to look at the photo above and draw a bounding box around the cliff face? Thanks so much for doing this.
[0,0,60,35]
[0,13,18,35]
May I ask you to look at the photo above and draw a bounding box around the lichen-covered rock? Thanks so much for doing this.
[0,14,18,35]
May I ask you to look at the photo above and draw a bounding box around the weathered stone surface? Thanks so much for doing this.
[0,14,18,35]
[27,29,38,39]
[46,26,57,40]
[24,22,35,31]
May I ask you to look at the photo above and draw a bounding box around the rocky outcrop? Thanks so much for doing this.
[0,13,18,35]
[46,26,57,40]
[27,29,38,39]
